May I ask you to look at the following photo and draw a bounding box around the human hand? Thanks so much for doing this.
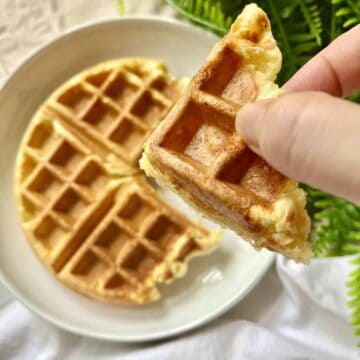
[236,25,360,204]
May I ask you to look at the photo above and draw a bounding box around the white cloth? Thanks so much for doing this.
[0,257,358,359]
[0,1,359,359]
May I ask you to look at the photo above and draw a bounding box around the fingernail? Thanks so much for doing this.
[235,100,271,148]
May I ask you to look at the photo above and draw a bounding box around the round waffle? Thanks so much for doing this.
[14,58,220,305]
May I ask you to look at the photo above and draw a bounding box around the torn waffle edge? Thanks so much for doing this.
[140,151,312,264]
[56,176,221,305]
[13,59,221,305]
[140,4,312,264]
[14,121,221,305]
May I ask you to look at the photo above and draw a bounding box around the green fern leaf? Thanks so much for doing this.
[115,0,126,15]
[347,256,360,345]
[297,0,322,45]
[349,91,360,103]
[265,0,298,83]
[166,0,324,83]
[332,0,360,28]
[165,0,232,35]
[303,184,360,258]
[268,0,323,82]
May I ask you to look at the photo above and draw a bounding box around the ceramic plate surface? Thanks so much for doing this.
[0,17,274,342]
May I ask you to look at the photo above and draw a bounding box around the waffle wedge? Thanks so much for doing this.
[141,5,312,263]
[15,58,219,305]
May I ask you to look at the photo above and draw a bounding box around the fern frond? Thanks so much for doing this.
[329,1,342,40]
[115,0,126,15]
[266,0,323,83]
[332,0,360,28]
[265,0,297,83]
[303,185,360,258]
[165,0,233,35]
[347,256,360,345]
[166,0,324,83]
[349,91,360,103]
[297,0,322,45]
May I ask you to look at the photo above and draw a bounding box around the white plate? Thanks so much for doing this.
[0,16,274,342]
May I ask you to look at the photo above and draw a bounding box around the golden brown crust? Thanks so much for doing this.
[141,4,312,263]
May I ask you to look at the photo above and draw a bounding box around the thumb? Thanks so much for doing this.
[235,92,360,204]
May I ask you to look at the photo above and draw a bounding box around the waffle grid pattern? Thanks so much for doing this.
[158,47,285,212]
[19,116,116,268]
[49,63,179,167]
[61,179,200,301]
[15,59,218,304]
[142,5,311,263]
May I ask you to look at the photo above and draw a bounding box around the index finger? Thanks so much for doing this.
[284,24,360,97]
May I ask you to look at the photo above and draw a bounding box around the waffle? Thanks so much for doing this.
[14,59,220,304]
[141,5,312,264]
[46,58,188,169]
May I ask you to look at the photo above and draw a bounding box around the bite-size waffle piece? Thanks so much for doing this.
[141,5,312,263]
[14,59,219,304]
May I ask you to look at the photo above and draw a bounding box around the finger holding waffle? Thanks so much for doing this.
[141,4,312,264]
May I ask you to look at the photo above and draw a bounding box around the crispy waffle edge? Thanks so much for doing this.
[140,5,312,264]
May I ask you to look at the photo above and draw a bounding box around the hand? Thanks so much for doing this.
[236,25,360,204]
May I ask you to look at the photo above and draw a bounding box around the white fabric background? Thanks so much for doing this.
[0,1,359,359]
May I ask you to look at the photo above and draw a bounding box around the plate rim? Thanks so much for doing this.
[0,15,275,342]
